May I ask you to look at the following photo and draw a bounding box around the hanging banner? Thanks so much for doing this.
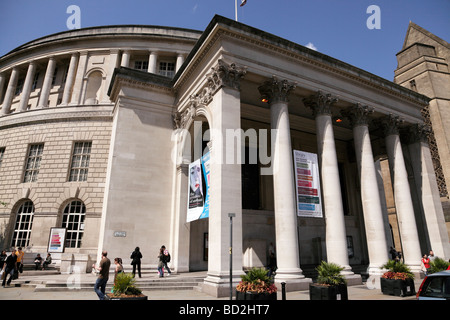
[47,227,66,253]
[187,158,204,222]
[293,150,323,218]
[199,152,210,220]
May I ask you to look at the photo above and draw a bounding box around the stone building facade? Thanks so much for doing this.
[1,16,448,297]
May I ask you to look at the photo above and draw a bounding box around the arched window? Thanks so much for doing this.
[62,200,86,248]
[11,200,35,248]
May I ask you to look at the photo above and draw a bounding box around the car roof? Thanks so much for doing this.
[427,270,450,277]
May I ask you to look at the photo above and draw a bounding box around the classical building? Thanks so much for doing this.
[1,15,448,297]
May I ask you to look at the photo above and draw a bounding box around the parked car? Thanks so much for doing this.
[416,270,450,300]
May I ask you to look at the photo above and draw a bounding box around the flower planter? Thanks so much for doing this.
[105,293,148,300]
[235,290,277,300]
[380,278,415,297]
[309,283,348,300]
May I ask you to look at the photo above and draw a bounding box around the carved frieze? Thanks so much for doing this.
[206,59,247,94]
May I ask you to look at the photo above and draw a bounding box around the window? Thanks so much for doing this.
[69,142,91,181]
[134,60,148,71]
[23,144,44,182]
[11,200,34,248]
[0,147,5,168]
[159,61,175,77]
[62,200,86,248]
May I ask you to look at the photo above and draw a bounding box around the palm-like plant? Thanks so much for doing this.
[428,257,450,274]
[111,272,143,296]
[316,261,347,286]
[381,260,414,279]
[236,267,277,293]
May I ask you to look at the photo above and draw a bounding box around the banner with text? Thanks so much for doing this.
[187,152,210,222]
[293,150,323,218]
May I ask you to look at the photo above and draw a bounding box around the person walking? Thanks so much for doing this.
[15,247,24,279]
[130,247,142,278]
[421,254,430,276]
[161,245,172,276]
[113,257,124,286]
[0,250,7,270]
[93,251,111,300]
[2,251,17,287]
[157,247,165,278]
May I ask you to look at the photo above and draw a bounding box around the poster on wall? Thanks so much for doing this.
[293,150,323,218]
[186,152,211,222]
[47,227,66,253]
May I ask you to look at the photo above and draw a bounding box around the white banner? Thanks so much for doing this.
[187,159,204,222]
[293,150,323,218]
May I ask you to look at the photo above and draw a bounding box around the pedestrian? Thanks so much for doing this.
[42,253,52,270]
[421,254,430,276]
[2,251,17,287]
[15,247,24,278]
[92,250,111,300]
[130,247,142,278]
[34,254,42,270]
[0,250,7,270]
[113,257,124,285]
[157,247,165,278]
[161,245,172,276]
[389,246,399,262]
[428,250,436,262]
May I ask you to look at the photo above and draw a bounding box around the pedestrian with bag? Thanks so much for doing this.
[2,251,17,287]
[130,247,142,278]
[161,245,172,276]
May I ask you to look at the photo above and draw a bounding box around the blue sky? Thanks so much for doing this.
[0,0,449,81]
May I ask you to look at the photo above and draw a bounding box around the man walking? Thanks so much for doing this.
[2,251,17,287]
[93,251,111,300]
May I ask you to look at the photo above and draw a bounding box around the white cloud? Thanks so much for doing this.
[192,4,198,13]
[305,42,318,51]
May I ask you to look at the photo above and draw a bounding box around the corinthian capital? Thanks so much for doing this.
[407,123,431,144]
[342,103,374,127]
[378,113,404,136]
[206,59,247,94]
[258,76,296,104]
[303,90,338,117]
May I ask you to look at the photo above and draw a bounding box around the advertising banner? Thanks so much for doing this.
[293,150,323,217]
[47,227,66,253]
[186,152,210,222]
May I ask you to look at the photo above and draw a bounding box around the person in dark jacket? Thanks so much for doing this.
[2,251,17,287]
[130,247,142,278]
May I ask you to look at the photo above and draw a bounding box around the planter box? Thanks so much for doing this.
[235,290,277,300]
[105,294,148,300]
[309,283,348,300]
[380,278,415,297]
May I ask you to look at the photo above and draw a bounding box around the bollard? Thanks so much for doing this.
[281,282,286,300]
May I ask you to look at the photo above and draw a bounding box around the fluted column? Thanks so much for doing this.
[407,124,450,259]
[60,53,79,106]
[18,61,37,112]
[70,51,88,106]
[37,56,56,108]
[304,91,355,277]
[380,114,422,272]
[343,104,389,275]
[259,76,309,288]
[1,67,19,115]
[148,51,158,73]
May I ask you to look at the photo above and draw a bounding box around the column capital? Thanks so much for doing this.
[206,59,247,94]
[258,76,296,104]
[378,113,404,136]
[406,123,431,144]
[342,103,374,127]
[303,90,338,117]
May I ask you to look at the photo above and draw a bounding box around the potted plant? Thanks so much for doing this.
[309,261,348,300]
[106,272,147,300]
[380,260,415,297]
[428,257,450,274]
[235,267,277,300]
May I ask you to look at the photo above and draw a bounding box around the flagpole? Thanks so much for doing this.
[235,0,238,21]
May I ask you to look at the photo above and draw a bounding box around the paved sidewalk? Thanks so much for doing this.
[0,271,421,300]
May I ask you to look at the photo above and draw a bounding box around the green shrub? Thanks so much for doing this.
[112,272,142,296]
[316,261,346,286]
[381,260,414,279]
[428,257,450,274]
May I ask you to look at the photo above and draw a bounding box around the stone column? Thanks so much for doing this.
[60,53,79,106]
[120,50,130,68]
[176,53,185,72]
[343,104,389,275]
[18,61,36,112]
[0,73,6,104]
[1,67,19,115]
[303,91,359,282]
[37,56,56,108]
[407,124,450,259]
[69,52,88,106]
[258,76,310,290]
[148,51,158,73]
[202,60,246,297]
[380,114,422,272]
